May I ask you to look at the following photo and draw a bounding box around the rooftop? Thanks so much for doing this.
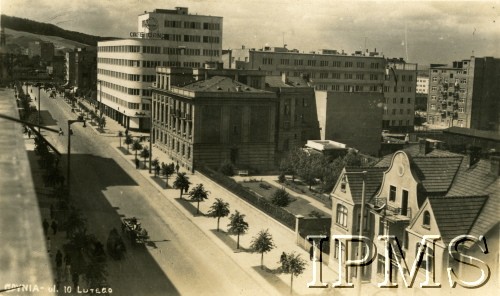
[180,76,268,93]
[344,167,388,203]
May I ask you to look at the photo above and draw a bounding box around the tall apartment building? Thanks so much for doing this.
[382,59,417,132]
[223,47,417,133]
[97,7,223,131]
[66,47,97,91]
[426,57,500,131]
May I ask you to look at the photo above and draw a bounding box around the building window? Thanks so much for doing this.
[320,60,329,67]
[336,204,348,227]
[344,61,353,68]
[423,211,431,228]
[262,58,273,65]
[307,60,316,67]
[389,185,396,201]
[407,98,411,104]
[459,107,465,113]
[400,97,404,104]
[340,176,347,192]
[430,104,436,110]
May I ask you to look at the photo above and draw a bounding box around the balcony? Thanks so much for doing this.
[371,198,412,222]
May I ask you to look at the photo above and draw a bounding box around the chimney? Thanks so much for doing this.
[467,146,482,167]
[418,139,432,155]
[490,156,500,177]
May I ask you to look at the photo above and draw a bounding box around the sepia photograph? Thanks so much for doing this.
[0,0,498,295]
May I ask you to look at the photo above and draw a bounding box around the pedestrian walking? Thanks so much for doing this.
[71,272,79,290]
[55,250,63,271]
[51,220,58,235]
[64,253,72,281]
[175,162,180,173]
[42,218,49,235]
[58,128,64,136]
[47,236,51,256]
[27,129,31,139]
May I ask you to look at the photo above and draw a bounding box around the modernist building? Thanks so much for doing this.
[382,59,417,132]
[151,67,277,172]
[426,57,500,131]
[264,74,321,159]
[330,143,499,293]
[315,91,384,156]
[97,7,223,130]
[415,72,429,111]
[223,47,418,133]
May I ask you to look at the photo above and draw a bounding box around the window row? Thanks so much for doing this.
[101,91,139,109]
[101,80,140,96]
[315,84,381,92]
[163,20,220,30]
[275,59,381,69]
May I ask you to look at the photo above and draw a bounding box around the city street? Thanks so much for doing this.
[30,87,274,296]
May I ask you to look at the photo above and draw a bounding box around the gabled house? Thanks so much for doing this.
[330,146,499,294]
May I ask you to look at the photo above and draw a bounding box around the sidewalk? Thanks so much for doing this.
[80,103,389,295]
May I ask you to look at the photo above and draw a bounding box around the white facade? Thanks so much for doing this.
[97,7,223,130]
[416,75,429,94]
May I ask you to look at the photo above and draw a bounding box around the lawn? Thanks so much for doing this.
[240,180,330,218]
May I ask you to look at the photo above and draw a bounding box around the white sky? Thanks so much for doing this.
[1,0,499,66]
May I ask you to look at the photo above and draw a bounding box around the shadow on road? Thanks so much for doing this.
[28,151,181,296]
[252,266,291,295]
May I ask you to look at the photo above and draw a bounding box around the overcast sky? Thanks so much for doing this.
[2,0,498,66]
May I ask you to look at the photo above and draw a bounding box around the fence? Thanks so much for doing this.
[198,166,297,230]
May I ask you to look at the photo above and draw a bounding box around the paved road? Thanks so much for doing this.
[33,87,273,296]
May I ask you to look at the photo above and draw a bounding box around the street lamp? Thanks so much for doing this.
[67,118,86,195]
[343,170,367,296]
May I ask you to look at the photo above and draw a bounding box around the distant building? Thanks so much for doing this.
[383,60,417,132]
[74,47,97,91]
[315,91,384,156]
[97,7,223,131]
[304,140,348,159]
[46,55,65,81]
[264,74,320,159]
[223,47,418,133]
[427,57,500,131]
[152,67,277,172]
[29,41,54,62]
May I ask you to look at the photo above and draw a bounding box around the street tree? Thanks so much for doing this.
[250,229,276,269]
[281,252,307,295]
[162,163,175,188]
[117,131,123,148]
[124,134,133,153]
[207,198,230,232]
[188,183,210,214]
[131,139,142,161]
[173,172,190,198]
[140,147,150,169]
[227,210,249,249]
[152,158,160,177]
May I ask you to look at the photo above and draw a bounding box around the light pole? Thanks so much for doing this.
[343,170,367,295]
[67,118,86,195]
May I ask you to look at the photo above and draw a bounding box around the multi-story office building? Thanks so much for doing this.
[97,7,223,131]
[426,57,500,131]
[223,47,418,133]
[28,41,54,62]
[151,67,276,172]
[382,59,417,132]
[66,47,97,92]
[415,72,429,111]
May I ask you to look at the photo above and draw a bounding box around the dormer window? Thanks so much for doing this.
[423,211,431,229]
[340,176,347,192]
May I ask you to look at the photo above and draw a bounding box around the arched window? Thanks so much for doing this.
[336,204,348,227]
[423,211,431,228]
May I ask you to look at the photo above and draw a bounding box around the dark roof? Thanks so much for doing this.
[428,196,488,245]
[182,76,267,93]
[265,76,310,88]
[345,167,387,203]
[375,145,461,167]
[411,157,463,193]
[444,127,500,142]
[447,159,500,239]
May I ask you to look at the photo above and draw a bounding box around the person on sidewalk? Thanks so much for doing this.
[51,220,58,235]
[42,218,49,235]
[55,250,63,278]
[58,128,64,136]
[27,129,31,139]
[64,253,72,281]
[47,236,51,256]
